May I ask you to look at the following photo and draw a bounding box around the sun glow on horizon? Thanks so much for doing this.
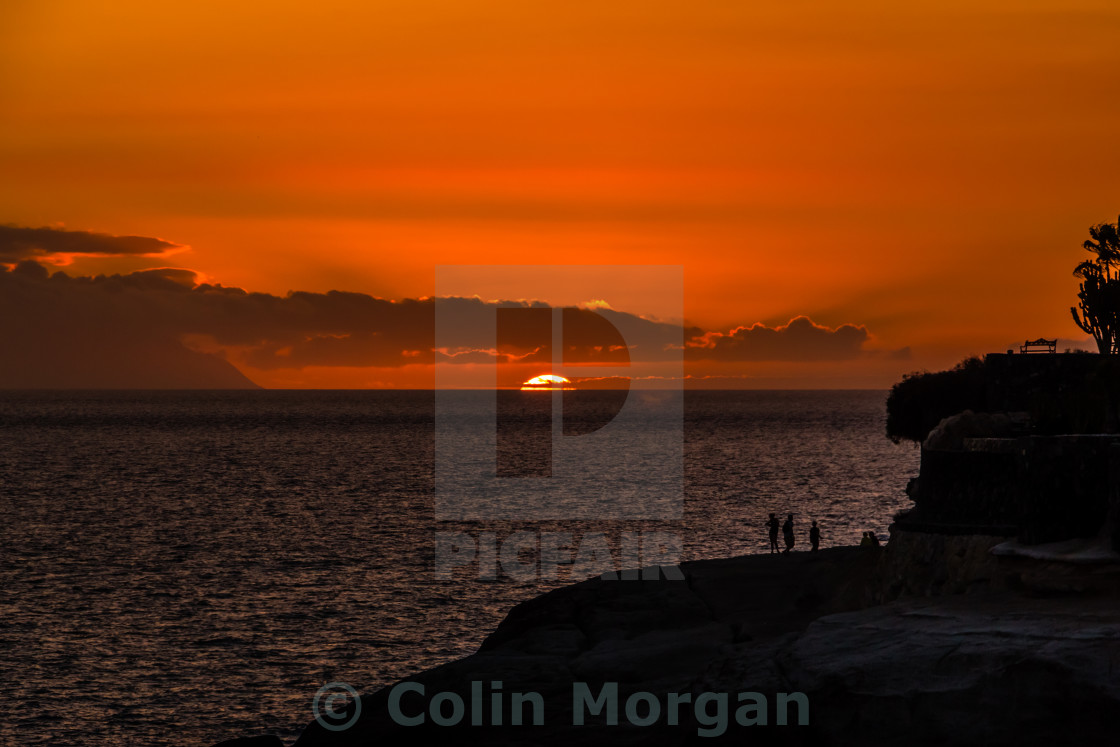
[520,374,573,391]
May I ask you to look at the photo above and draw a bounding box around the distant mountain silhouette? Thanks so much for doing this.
[0,336,259,389]
[0,260,259,389]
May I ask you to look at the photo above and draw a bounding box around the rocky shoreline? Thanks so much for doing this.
[214,357,1120,747]
[219,530,1120,746]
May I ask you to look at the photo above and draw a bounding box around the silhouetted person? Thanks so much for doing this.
[782,514,795,554]
[860,531,873,547]
[765,513,781,553]
[809,521,820,553]
[869,531,881,548]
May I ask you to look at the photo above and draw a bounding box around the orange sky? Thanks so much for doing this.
[3,0,1120,387]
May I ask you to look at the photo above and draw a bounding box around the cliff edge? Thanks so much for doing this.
[285,538,1120,747]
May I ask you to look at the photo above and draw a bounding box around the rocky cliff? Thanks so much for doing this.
[278,536,1120,747]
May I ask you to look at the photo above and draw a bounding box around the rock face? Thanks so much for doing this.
[712,596,1120,746]
[288,541,1120,747]
[922,410,1029,451]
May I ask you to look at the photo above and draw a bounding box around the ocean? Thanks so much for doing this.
[0,390,917,745]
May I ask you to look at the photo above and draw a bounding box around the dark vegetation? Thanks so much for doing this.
[886,357,988,443]
[887,353,1120,443]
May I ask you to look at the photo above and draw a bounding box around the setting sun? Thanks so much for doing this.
[520,374,573,391]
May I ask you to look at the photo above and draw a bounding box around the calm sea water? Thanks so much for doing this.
[0,390,917,745]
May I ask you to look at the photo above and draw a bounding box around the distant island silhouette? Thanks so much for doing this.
[0,332,259,389]
[0,260,258,389]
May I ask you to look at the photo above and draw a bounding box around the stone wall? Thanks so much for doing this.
[900,435,1120,548]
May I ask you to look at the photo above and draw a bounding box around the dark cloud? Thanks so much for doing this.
[0,262,902,387]
[0,225,182,264]
[685,316,874,362]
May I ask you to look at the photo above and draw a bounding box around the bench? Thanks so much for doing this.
[1019,338,1056,354]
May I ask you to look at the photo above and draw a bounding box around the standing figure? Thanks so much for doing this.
[809,520,820,553]
[765,513,781,554]
[782,513,795,554]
